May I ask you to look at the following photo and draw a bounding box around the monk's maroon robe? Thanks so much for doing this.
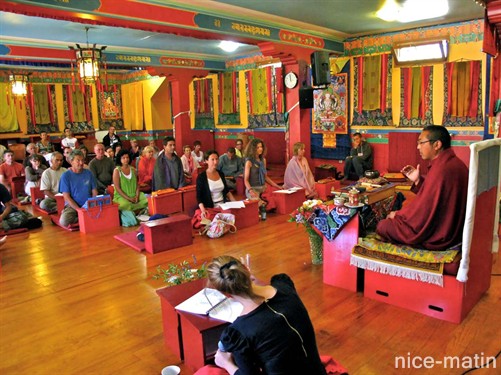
[376,148,468,250]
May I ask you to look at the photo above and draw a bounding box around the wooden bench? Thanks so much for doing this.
[147,190,183,216]
[272,188,305,215]
[315,179,340,201]
[228,200,259,229]
[77,203,120,234]
[142,214,193,254]
[179,185,198,216]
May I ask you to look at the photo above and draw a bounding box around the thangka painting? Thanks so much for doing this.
[313,73,348,147]
[98,87,124,130]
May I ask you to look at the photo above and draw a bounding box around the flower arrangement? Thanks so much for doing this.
[288,199,326,264]
[288,199,326,235]
[152,256,207,286]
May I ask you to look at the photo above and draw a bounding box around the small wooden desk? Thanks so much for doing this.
[156,279,228,372]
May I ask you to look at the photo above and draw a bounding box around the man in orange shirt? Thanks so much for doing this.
[0,151,24,194]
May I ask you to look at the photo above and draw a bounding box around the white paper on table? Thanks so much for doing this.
[273,189,297,194]
[175,288,243,323]
[218,201,246,210]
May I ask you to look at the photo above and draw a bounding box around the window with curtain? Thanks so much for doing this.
[27,84,58,134]
[353,54,393,126]
[218,71,240,125]
[443,60,483,127]
[245,65,285,128]
[193,77,214,129]
[399,66,433,127]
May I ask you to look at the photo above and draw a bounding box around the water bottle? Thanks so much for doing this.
[259,205,267,220]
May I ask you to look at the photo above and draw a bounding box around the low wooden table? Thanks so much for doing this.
[323,183,396,291]
[156,279,228,372]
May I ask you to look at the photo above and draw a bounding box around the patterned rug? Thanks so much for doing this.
[350,236,460,286]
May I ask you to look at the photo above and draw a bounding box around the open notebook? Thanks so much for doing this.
[175,288,243,323]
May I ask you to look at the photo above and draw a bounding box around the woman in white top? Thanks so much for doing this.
[196,150,235,218]
[61,128,79,150]
[191,140,205,165]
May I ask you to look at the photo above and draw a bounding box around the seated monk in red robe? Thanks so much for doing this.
[376,125,468,250]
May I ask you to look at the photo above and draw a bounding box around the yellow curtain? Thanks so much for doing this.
[0,83,19,132]
[122,83,144,130]
[34,85,51,124]
[71,88,87,122]
[249,67,271,115]
[362,55,381,111]
[220,72,237,114]
[410,67,421,118]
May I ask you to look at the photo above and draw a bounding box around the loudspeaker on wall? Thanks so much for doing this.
[299,87,314,109]
[311,51,331,86]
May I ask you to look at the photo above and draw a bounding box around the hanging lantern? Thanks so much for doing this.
[9,73,29,97]
[69,27,106,84]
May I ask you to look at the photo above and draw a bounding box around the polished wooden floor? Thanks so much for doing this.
[1,204,500,375]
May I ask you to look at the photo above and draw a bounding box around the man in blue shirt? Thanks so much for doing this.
[59,150,98,227]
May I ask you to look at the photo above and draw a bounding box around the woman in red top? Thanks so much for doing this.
[137,146,156,193]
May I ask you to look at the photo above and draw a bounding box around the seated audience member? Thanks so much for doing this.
[137,145,156,193]
[191,140,205,165]
[61,128,79,150]
[23,143,49,168]
[152,136,185,191]
[217,147,243,190]
[376,125,468,250]
[201,256,326,375]
[148,139,160,158]
[0,151,25,194]
[103,125,121,149]
[196,150,235,218]
[0,183,41,231]
[62,147,72,169]
[89,143,115,195]
[0,144,7,163]
[128,139,141,164]
[36,131,54,155]
[39,152,66,213]
[78,145,90,166]
[235,139,244,158]
[112,149,148,214]
[180,145,199,184]
[244,138,282,201]
[24,155,47,202]
[343,132,373,180]
[105,145,115,160]
[284,142,317,198]
[58,150,98,227]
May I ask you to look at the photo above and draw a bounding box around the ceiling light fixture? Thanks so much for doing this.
[218,41,241,52]
[9,73,29,97]
[377,0,449,23]
[69,27,107,84]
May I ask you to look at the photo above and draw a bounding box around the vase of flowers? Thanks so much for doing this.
[289,199,326,265]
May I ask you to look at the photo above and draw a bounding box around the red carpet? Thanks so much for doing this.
[114,231,145,252]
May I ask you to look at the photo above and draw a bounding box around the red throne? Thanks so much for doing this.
[323,138,500,323]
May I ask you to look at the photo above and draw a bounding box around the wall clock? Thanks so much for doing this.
[284,71,298,89]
